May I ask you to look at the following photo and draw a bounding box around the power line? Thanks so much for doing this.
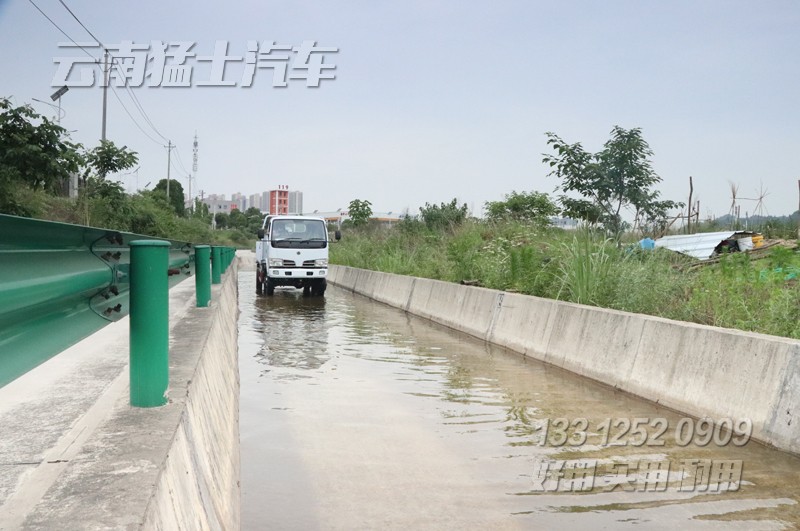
[57,0,106,50]
[54,0,173,144]
[111,61,170,142]
[109,86,164,146]
[174,148,190,175]
[30,0,185,181]
[27,0,100,62]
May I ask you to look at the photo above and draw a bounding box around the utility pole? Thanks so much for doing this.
[166,140,173,201]
[101,50,109,142]
[687,176,693,234]
[192,132,199,214]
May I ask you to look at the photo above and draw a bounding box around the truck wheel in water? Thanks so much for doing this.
[313,279,327,297]
[266,279,275,296]
[256,269,263,295]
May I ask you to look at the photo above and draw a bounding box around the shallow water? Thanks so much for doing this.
[238,272,800,530]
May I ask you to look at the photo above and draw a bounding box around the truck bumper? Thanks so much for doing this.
[268,268,327,282]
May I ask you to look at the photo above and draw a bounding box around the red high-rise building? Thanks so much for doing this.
[269,185,289,215]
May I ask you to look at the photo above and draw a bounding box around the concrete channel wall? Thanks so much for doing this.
[0,258,241,530]
[143,259,241,529]
[329,265,800,455]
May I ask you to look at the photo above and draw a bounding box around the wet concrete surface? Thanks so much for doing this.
[238,273,800,530]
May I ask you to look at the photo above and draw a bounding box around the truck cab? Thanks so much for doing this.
[255,215,340,296]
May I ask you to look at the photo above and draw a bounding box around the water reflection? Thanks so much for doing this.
[241,275,800,529]
[252,287,331,371]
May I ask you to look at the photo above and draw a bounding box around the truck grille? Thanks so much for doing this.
[276,259,320,268]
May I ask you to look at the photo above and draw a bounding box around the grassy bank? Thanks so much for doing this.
[331,220,800,339]
[16,189,254,248]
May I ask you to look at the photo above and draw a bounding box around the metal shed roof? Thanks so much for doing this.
[654,231,755,260]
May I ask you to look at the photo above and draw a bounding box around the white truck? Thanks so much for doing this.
[255,215,340,296]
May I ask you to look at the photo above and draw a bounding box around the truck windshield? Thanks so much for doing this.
[270,219,328,249]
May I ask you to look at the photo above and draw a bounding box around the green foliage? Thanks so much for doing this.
[191,198,211,222]
[0,97,83,215]
[331,217,800,340]
[419,198,468,231]
[348,199,373,227]
[83,140,138,179]
[686,252,800,337]
[557,230,616,305]
[243,207,265,234]
[214,212,229,229]
[153,178,185,216]
[229,209,247,229]
[84,177,132,230]
[485,190,559,225]
[543,126,683,237]
[0,98,246,247]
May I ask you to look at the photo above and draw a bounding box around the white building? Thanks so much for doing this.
[288,191,303,215]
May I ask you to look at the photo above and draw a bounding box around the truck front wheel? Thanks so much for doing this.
[312,278,326,297]
[265,279,275,296]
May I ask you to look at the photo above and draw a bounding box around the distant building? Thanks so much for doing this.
[268,185,303,215]
[549,217,579,230]
[269,186,289,215]
[248,193,262,212]
[203,197,235,214]
[231,192,246,211]
[312,210,403,228]
[288,191,303,215]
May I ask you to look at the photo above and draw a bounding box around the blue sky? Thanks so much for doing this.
[1,0,798,219]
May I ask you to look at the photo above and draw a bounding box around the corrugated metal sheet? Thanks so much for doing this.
[654,231,755,260]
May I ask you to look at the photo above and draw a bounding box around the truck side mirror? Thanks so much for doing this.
[257,229,265,239]
[334,230,342,241]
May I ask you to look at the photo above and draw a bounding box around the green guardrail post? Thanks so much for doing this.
[195,245,211,307]
[129,240,170,408]
[211,246,222,284]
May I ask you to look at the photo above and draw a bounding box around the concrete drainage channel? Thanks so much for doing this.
[327,265,800,456]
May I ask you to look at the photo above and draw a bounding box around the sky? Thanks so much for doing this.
[1,0,799,219]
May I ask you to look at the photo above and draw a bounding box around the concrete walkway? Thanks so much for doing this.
[0,270,238,530]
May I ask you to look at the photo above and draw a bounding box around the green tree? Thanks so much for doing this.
[0,98,83,215]
[191,198,211,222]
[485,190,559,225]
[229,208,248,229]
[214,212,229,229]
[78,140,138,226]
[244,207,265,234]
[419,198,468,231]
[84,140,138,180]
[348,199,373,227]
[153,178,185,216]
[85,178,132,230]
[542,126,682,237]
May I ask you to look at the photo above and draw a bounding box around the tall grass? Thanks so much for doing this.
[557,230,615,305]
[330,221,800,339]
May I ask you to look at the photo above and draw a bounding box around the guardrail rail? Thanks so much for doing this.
[0,214,194,388]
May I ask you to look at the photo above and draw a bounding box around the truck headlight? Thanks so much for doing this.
[315,259,328,267]
[268,258,284,267]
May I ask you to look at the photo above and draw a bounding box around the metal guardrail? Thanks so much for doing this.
[0,214,195,388]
